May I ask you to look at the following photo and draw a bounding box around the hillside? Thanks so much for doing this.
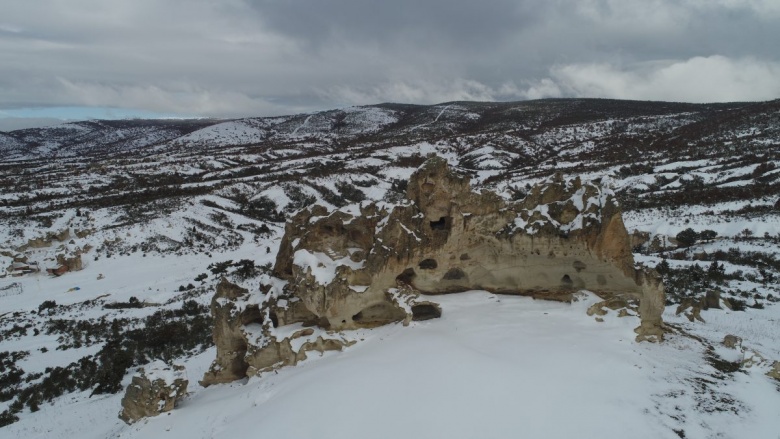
[1,98,779,439]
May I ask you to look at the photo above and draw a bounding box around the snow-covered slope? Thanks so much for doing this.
[1,98,779,438]
[5,291,779,439]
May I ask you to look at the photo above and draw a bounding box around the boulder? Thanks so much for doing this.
[704,290,721,309]
[723,334,742,349]
[119,361,188,424]
[56,253,83,272]
[768,361,780,381]
[631,230,650,250]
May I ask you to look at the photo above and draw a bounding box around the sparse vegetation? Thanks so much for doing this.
[0,300,212,423]
[1,98,779,432]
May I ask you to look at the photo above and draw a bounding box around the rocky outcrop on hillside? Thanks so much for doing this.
[119,361,188,424]
[199,278,356,387]
[275,157,664,335]
[202,156,665,384]
[20,229,71,250]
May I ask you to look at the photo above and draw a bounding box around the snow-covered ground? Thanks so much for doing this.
[3,283,779,439]
[1,99,779,438]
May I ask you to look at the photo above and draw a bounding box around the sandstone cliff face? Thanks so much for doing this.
[203,157,665,385]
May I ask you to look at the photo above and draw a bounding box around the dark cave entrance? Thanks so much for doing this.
[396,268,417,285]
[429,216,451,231]
[411,304,442,321]
[418,259,438,270]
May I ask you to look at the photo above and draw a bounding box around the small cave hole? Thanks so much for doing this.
[573,260,587,272]
[269,311,279,328]
[460,253,471,261]
[241,305,264,326]
[429,217,450,231]
[352,303,403,326]
[317,316,331,329]
[561,274,573,287]
[411,304,442,321]
[396,268,416,284]
[443,267,466,280]
[418,259,438,270]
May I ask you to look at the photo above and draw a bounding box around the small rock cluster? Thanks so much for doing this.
[722,334,780,381]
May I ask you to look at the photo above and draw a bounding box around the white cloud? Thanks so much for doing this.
[319,79,500,106]
[524,56,780,102]
[519,79,563,100]
[55,78,303,117]
[0,23,23,33]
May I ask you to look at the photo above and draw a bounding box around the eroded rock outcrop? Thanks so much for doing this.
[200,278,354,387]
[273,157,664,339]
[119,361,188,424]
[203,157,665,385]
[56,251,83,272]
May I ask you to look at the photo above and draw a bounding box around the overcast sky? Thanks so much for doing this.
[2,0,780,130]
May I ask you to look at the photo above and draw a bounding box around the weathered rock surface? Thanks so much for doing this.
[768,361,780,381]
[200,278,354,387]
[723,334,742,349]
[273,156,664,340]
[119,361,188,424]
[203,156,666,385]
[18,229,71,251]
[56,251,83,272]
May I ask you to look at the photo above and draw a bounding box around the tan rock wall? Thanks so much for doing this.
[277,156,665,339]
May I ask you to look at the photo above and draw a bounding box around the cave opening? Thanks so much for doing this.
[352,303,406,326]
[443,267,466,280]
[429,216,450,231]
[418,259,438,270]
[241,305,265,326]
[411,304,442,321]
[396,268,416,285]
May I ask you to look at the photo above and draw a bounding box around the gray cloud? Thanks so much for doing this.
[0,117,67,132]
[0,0,778,122]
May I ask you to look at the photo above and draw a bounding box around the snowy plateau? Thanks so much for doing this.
[0,99,779,439]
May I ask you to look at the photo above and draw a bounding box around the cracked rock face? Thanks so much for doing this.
[203,156,666,385]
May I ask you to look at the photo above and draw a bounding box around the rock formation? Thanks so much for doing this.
[199,278,356,387]
[119,361,188,424]
[202,156,665,385]
[56,251,83,272]
[275,157,664,336]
